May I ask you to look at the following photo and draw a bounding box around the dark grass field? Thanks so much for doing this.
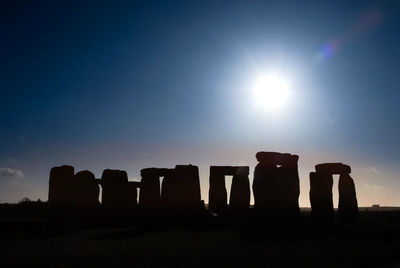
[1,209,400,268]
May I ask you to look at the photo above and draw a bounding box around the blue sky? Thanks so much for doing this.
[1,0,400,206]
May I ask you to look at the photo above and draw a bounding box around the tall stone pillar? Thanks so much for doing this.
[279,154,300,218]
[209,167,228,213]
[310,163,358,223]
[101,169,130,211]
[253,153,279,212]
[171,165,203,212]
[338,173,358,222]
[160,169,178,211]
[253,151,300,219]
[48,165,75,209]
[74,170,99,210]
[229,167,250,212]
[309,171,334,223]
[139,168,161,211]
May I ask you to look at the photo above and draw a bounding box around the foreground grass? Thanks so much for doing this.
[1,211,400,267]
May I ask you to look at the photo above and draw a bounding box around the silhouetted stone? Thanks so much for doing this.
[209,166,228,213]
[338,173,358,222]
[279,154,300,218]
[229,167,250,212]
[315,163,351,174]
[209,166,250,213]
[101,169,131,211]
[74,170,99,209]
[140,166,203,213]
[255,151,281,164]
[311,162,358,223]
[160,169,177,210]
[309,171,334,223]
[253,151,282,214]
[48,165,75,209]
[253,152,300,218]
[139,168,162,210]
[168,165,203,212]
[253,161,279,212]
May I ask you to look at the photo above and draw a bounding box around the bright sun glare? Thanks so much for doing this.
[253,74,289,110]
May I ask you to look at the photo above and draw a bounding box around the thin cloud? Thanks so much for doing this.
[0,168,24,179]
[362,166,382,175]
[364,184,384,193]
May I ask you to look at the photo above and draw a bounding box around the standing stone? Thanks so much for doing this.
[139,168,161,210]
[160,169,178,211]
[171,165,203,212]
[315,163,351,174]
[279,154,300,218]
[48,165,75,209]
[338,173,358,222]
[311,162,358,223]
[209,166,228,213]
[309,172,334,223]
[229,167,250,212]
[74,170,99,210]
[253,152,280,212]
[253,151,300,218]
[101,169,130,211]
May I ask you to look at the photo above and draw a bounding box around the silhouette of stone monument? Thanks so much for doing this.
[310,163,358,223]
[140,165,203,213]
[253,152,280,213]
[47,154,359,222]
[48,165,75,209]
[160,168,181,211]
[338,173,358,222]
[209,166,250,213]
[280,153,301,217]
[253,152,300,218]
[315,163,351,174]
[49,166,100,214]
[139,168,165,211]
[209,166,228,213]
[73,170,99,210]
[309,171,334,223]
[167,165,203,212]
[101,169,135,212]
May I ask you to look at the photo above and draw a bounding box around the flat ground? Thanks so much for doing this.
[1,211,400,268]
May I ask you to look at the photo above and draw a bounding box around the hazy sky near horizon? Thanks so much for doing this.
[1,0,400,206]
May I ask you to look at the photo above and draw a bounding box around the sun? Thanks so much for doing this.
[253,74,289,110]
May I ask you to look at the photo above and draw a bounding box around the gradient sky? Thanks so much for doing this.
[1,0,400,206]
